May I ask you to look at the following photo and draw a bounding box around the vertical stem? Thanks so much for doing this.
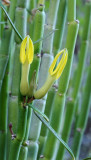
[8,0,18,22]
[42,0,60,54]
[47,0,60,27]
[9,104,28,160]
[72,66,91,159]
[56,2,91,160]
[29,1,45,81]
[18,107,32,160]
[68,0,76,22]
[28,0,36,39]
[53,0,67,56]
[0,63,9,160]
[41,0,79,159]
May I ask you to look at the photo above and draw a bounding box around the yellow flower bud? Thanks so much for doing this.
[20,35,34,96]
[34,48,68,99]
[20,35,34,64]
[49,48,68,79]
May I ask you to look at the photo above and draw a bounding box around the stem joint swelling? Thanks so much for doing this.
[76,127,83,133]
[67,19,79,25]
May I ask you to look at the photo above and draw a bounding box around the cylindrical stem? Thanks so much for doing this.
[56,2,91,160]
[72,66,91,159]
[0,63,9,160]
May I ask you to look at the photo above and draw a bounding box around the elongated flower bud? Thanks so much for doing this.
[20,36,34,96]
[34,48,68,99]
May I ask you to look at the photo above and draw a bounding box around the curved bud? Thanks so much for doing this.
[34,48,68,99]
[49,48,68,79]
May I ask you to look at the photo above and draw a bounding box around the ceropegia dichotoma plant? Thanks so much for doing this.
[0,0,91,160]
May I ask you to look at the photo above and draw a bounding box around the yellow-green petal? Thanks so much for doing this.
[20,36,27,64]
[28,36,34,63]
[56,51,68,79]
[20,35,34,64]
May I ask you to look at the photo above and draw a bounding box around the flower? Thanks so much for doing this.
[20,35,34,96]
[34,48,68,99]
[20,35,34,64]
[49,48,68,79]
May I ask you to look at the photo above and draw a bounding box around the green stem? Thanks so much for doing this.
[0,28,11,91]
[53,0,67,56]
[47,0,60,27]
[28,0,36,40]
[72,2,91,100]
[0,63,9,160]
[42,0,60,54]
[72,66,91,159]
[29,2,45,80]
[56,2,91,159]
[8,0,18,22]
[9,104,28,160]
[68,0,76,22]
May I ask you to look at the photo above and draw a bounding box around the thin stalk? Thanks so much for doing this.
[56,2,91,159]
[72,66,91,159]
[41,0,79,159]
